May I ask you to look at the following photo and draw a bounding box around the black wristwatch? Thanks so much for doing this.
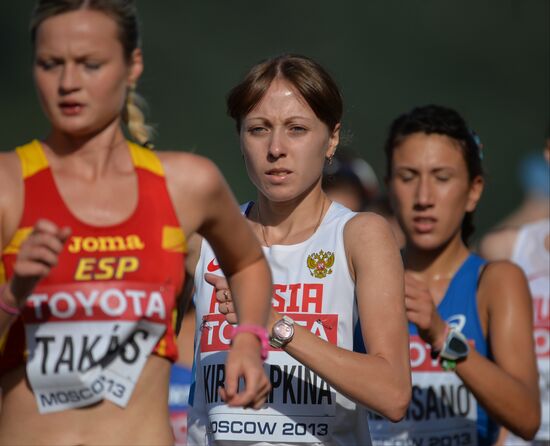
[432,326,470,371]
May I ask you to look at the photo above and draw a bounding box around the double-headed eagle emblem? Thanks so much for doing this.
[307,250,335,279]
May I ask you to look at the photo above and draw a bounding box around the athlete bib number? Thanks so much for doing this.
[200,312,338,443]
[369,335,478,446]
[23,281,173,414]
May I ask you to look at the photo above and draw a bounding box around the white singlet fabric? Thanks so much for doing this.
[507,219,550,445]
[187,202,372,446]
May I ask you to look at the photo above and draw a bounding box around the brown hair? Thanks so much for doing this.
[227,54,343,133]
[30,0,153,146]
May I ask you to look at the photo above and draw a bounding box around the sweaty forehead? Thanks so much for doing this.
[248,78,314,120]
[35,9,121,55]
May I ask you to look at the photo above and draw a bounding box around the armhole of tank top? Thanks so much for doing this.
[473,259,491,348]
[139,146,191,257]
[174,273,196,335]
[191,238,207,308]
[2,149,28,259]
[341,212,359,286]
[243,201,254,217]
[476,260,489,290]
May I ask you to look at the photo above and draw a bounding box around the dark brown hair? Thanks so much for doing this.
[384,104,484,244]
[227,54,343,133]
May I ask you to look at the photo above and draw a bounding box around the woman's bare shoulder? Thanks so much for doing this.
[0,151,21,177]
[156,150,226,196]
[0,151,22,202]
[345,211,396,243]
[481,259,526,284]
[478,260,530,306]
[0,151,24,246]
[344,211,402,272]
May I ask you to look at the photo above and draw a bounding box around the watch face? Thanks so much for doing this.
[273,322,293,340]
[448,336,468,355]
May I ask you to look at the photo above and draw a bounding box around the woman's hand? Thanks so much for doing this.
[204,273,271,409]
[404,272,447,351]
[220,332,271,409]
[8,219,71,306]
[205,272,237,323]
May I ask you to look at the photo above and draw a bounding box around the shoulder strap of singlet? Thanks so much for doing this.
[14,140,164,178]
[15,140,49,179]
[2,141,48,259]
[241,201,254,217]
[448,254,487,293]
[439,254,487,314]
[128,142,165,176]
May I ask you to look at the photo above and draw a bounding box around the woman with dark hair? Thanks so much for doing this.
[366,105,540,445]
[0,1,272,444]
[186,54,411,445]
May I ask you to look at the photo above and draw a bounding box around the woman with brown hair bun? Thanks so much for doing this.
[0,1,272,444]
[187,54,412,445]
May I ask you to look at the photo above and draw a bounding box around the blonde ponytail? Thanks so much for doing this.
[124,87,155,148]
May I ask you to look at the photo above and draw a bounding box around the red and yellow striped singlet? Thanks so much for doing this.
[0,140,186,413]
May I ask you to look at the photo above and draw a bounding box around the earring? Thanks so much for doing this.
[326,155,334,165]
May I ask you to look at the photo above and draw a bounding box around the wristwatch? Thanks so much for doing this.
[437,327,470,371]
[269,315,295,348]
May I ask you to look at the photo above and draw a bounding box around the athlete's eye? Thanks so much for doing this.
[84,61,102,70]
[247,127,267,135]
[36,59,60,70]
[397,171,415,182]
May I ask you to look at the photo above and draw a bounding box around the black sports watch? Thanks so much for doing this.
[434,327,469,370]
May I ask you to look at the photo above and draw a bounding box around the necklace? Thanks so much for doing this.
[257,199,327,247]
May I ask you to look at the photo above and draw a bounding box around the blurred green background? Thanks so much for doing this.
[1,1,548,239]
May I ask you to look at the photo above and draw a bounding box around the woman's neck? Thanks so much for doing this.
[252,184,329,246]
[43,119,130,179]
[403,233,470,283]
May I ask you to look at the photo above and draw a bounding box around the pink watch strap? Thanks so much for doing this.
[230,324,269,361]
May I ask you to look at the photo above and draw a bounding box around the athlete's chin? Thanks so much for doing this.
[259,184,301,203]
[407,233,447,251]
[50,118,95,135]
[48,109,119,137]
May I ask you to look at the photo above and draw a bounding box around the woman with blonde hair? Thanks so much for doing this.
[0,1,272,444]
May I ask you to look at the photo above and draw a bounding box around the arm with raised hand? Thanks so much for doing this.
[0,153,71,336]
[162,151,272,409]
[404,262,540,439]
[0,220,71,336]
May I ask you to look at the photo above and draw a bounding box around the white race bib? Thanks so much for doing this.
[23,281,173,413]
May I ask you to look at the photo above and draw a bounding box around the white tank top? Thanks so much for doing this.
[507,219,550,444]
[187,202,372,445]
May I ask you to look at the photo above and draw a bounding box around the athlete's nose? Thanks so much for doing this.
[267,128,287,160]
[58,63,81,95]
[414,176,434,208]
